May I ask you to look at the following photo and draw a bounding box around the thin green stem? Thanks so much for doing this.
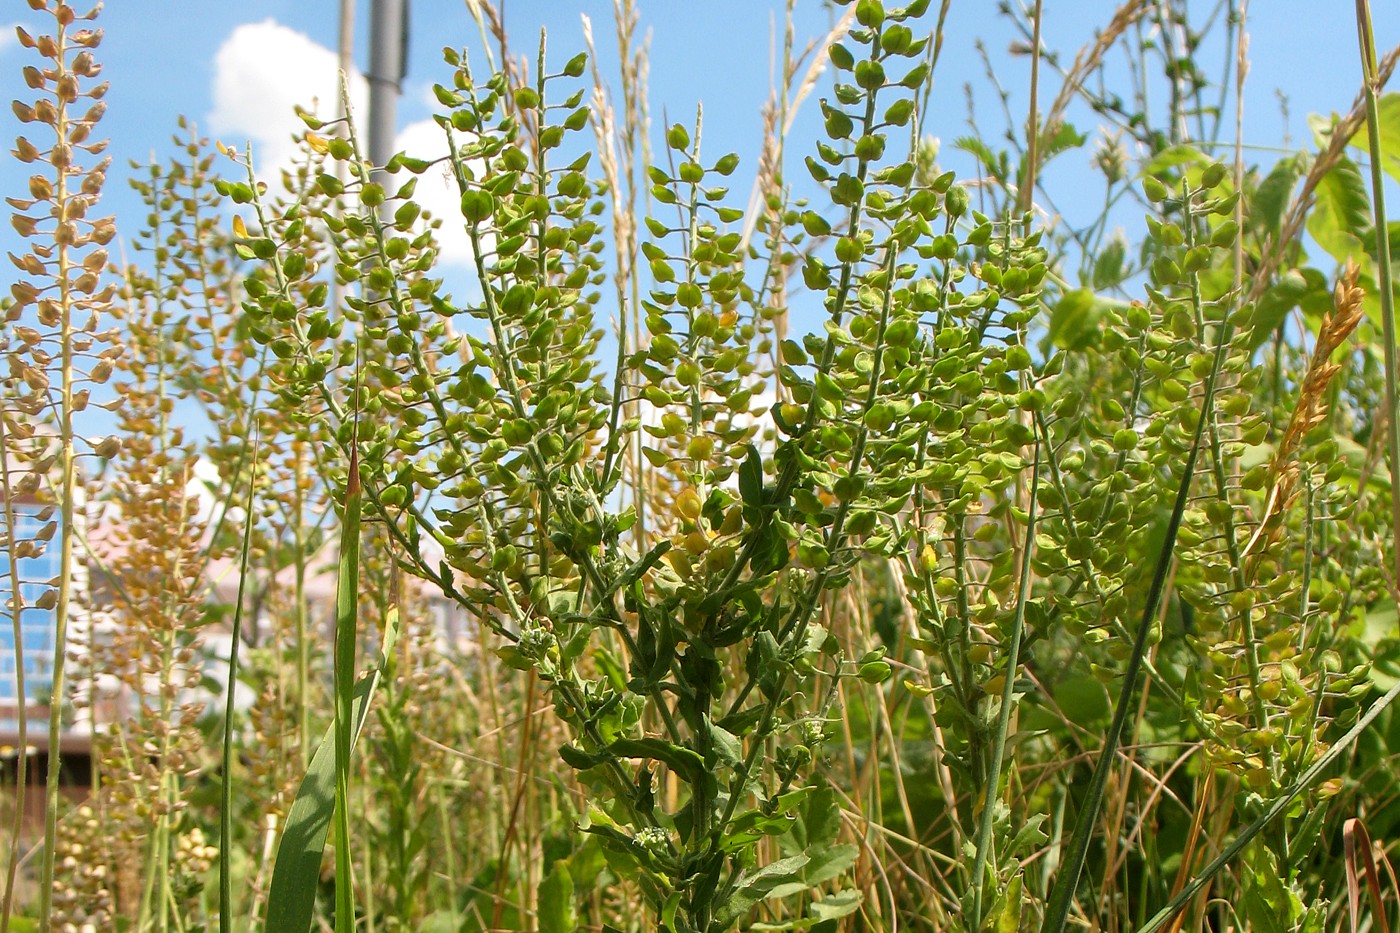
[968,436,1041,933]
[220,422,261,933]
[1356,0,1400,584]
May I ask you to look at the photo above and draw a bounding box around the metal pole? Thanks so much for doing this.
[367,0,408,173]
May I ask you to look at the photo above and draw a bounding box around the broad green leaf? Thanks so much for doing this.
[609,737,706,784]
[715,854,812,927]
[1346,91,1400,183]
[1008,813,1049,859]
[264,672,382,933]
[1247,268,1325,351]
[1043,289,1128,353]
[538,861,577,933]
[1090,236,1126,291]
[1142,143,1209,178]
[1251,154,1305,238]
[993,873,1024,933]
[801,844,858,888]
[418,912,460,933]
[803,784,842,850]
[1307,156,1371,263]
[1052,675,1111,726]
[739,444,764,507]
[1239,845,1299,933]
[810,890,862,921]
[708,719,743,768]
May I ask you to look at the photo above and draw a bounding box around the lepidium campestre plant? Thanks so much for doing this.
[235,0,1044,928]
[60,139,247,929]
[3,2,119,928]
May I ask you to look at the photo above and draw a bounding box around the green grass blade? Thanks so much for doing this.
[333,448,362,933]
[1355,0,1400,583]
[264,671,378,933]
[220,424,261,933]
[968,436,1041,932]
[265,606,399,933]
[264,447,388,933]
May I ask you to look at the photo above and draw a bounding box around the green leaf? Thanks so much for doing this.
[1307,155,1371,263]
[810,890,862,921]
[714,854,812,926]
[802,784,842,849]
[992,873,1024,933]
[1090,237,1126,291]
[802,844,857,888]
[330,452,365,933]
[559,744,612,771]
[954,136,1007,182]
[1052,675,1110,726]
[1238,845,1297,933]
[1252,154,1304,238]
[739,444,764,508]
[709,719,743,767]
[1142,143,1209,177]
[1043,288,1121,352]
[1007,813,1049,858]
[609,737,706,784]
[1347,92,1400,183]
[265,671,385,933]
[538,860,577,933]
[605,540,672,598]
[1247,268,1327,351]
[418,912,461,933]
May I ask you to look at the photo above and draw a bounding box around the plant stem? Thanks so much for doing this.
[1355,0,1400,584]
[221,422,261,933]
[39,18,76,930]
[968,436,1041,932]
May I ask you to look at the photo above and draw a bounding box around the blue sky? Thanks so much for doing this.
[2,1,1397,356]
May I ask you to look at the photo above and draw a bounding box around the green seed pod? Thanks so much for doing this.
[856,0,885,28]
[855,60,886,90]
[562,52,588,77]
[945,184,969,218]
[1210,219,1240,248]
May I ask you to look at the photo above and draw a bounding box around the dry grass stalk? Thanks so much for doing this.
[1040,0,1149,147]
[1242,262,1365,563]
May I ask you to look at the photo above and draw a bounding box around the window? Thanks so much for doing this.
[0,502,60,716]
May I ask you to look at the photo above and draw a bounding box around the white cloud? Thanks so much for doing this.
[209,19,368,182]
[209,19,479,268]
[393,117,479,267]
[0,24,22,56]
